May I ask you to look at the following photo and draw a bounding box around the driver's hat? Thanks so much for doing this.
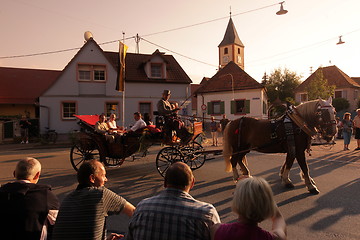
[163,90,171,95]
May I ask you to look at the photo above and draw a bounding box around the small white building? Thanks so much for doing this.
[39,37,192,134]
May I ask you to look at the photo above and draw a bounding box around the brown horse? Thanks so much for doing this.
[223,97,336,194]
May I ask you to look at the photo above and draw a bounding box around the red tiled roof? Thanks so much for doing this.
[295,65,360,92]
[196,61,263,94]
[0,67,61,104]
[352,77,360,86]
[104,50,192,84]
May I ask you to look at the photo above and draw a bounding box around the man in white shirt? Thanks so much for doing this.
[128,112,146,132]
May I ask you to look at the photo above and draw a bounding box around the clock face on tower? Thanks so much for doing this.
[223,55,229,64]
[237,55,242,64]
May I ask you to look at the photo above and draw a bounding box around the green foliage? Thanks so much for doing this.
[262,67,302,103]
[332,98,350,112]
[306,70,336,100]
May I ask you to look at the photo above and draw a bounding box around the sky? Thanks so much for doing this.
[1,0,360,84]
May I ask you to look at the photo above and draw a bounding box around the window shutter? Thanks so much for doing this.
[207,102,213,114]
[220,101,225,114]
[231,101,235,114]
[245,100,250,113]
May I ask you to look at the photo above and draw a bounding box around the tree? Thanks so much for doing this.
[306,70,336,100]
[332,98,349,112]
[261,67,302,103]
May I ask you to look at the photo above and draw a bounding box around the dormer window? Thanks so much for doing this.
[151,63,163,78]
[78,64,106,82]
[224,48,228,54]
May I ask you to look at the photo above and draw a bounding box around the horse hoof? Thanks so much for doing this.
[308,187,320,195]
[285,182,295,189]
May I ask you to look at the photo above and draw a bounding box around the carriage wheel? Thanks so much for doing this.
[70,144,100,171]
[182,142,205,170]
[104,157,125,167]
[156,147,184,177]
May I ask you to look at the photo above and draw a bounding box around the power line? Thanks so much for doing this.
[141,37,218,68]
[0,3,280,60]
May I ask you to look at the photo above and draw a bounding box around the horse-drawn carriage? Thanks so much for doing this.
[69,114,206,176]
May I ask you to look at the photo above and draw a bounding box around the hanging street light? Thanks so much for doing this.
[276,1,288,15]
[337,36,345,45]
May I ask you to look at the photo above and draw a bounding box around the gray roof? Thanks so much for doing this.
[218,17,244,47]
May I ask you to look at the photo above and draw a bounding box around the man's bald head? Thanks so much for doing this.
[14,157,41,183]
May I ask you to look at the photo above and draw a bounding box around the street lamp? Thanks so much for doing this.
[337,36,345,45]
[276,1,288,15]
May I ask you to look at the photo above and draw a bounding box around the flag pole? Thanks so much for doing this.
[121,33,125,128]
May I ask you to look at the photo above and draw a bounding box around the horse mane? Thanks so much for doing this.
[295,99,320,128]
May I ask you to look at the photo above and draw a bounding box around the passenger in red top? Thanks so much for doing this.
[211,176,287,240]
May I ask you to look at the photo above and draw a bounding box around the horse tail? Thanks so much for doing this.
[223,120,233,172]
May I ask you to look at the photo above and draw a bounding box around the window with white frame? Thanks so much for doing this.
[334,90,342,98]
[207,101,224,115]
[62,102,76,119]
[78,64,106,81]
[231,99,250,114]
[300,93,308,102]
[151,63,162,78]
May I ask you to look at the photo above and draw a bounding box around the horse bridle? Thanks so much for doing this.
[315,104,337,137]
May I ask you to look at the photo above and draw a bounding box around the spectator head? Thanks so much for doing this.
[222,114,227,119]
[343,112,351,120]
[133,112,142,121]
[99,114,106,123]
[211,116,215,121]
[110,113,117,120]
[232,177,277,223]
[164,162,194,192]
[14,157,41,184]
[356,109,360,115]
[77,160,107,187]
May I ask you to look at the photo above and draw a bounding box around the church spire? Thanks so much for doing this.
[218,16,245,70]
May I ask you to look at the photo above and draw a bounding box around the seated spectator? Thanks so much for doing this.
[53,160,135,240]
[95,114,115,143]
[211,176,287,240]
[128,162,220,240]
[128,112,146,133]
[107,113,122,133]
[0,157,59,240]
[143,113,153,126]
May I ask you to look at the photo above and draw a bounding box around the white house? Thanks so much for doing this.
[39,37,192,134]
[194,17,268,121]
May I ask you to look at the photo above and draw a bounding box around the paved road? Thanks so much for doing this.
[0,138,360,239]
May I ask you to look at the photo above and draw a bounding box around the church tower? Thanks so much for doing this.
[218,17,244,70]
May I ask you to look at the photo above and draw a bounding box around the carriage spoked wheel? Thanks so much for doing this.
[181,141,206,170]
[104,157,125,167]
[70,144,101,171]
[156,147,184,177]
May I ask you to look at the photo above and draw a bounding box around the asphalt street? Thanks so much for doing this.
[0,137,359,239]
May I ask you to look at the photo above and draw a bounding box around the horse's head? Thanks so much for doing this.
[316,97,337,142]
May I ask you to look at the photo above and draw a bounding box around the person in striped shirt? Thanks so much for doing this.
[53,160,135,240]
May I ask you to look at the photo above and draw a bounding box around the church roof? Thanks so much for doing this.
[295,65,360,92]
[196,61,263,94]
[218,17,244,47]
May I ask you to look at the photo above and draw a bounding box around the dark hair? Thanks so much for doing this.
[164,162,193,190]
[134,112,142,117]
[77,160,101,186]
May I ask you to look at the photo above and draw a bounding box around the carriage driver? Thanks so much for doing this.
[157,90,192,144]
[95,114,115,143]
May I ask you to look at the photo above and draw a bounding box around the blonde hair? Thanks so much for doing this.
[232,177,277,223]
[14,157,41,180]
[110,113,116,119]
